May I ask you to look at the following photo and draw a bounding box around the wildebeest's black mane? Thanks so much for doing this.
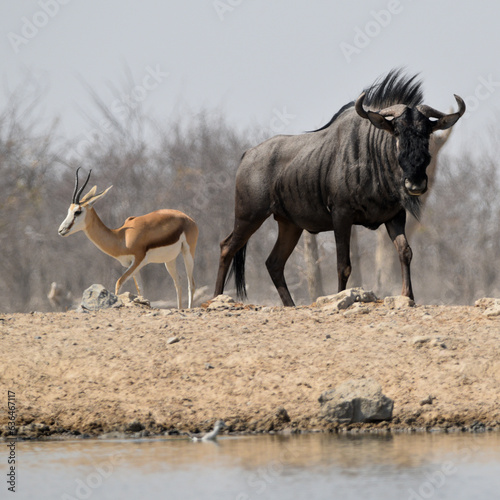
[309,101,354,132]
[363,68,423,109]
[311,68,423,132]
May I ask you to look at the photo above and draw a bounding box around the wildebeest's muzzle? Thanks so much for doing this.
[404,176,428,196]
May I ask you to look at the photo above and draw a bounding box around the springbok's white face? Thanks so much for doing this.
[58,168,112,238]
[58,204,89,237]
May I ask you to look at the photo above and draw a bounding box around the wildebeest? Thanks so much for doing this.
[214,69,465,306]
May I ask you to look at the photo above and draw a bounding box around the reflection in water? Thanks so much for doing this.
[14,432,500,500]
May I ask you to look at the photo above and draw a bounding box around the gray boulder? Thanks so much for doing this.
[318,379,393,424]
[81,284,122,311]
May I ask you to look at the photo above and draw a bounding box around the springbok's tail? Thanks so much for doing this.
[231,244,248,300]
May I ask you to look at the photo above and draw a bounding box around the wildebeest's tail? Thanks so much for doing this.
[227,244,248,300]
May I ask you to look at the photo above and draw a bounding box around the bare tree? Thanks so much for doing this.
[0,79,61,312]
[303,232,325,301]
[0,75,498,312]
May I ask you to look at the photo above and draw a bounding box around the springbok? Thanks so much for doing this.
[58,168,198,308]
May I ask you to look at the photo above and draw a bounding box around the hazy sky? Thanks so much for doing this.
[1,1,500,154]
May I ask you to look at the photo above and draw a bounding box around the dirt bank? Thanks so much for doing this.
[1,297,499,439]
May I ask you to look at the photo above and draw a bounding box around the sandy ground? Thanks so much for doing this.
[1,296,500,439]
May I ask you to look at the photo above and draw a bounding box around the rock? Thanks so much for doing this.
[118,291,136,304]
[474,297,500,318]
[430,338,447,348]
[349,287,378,303]
[474,297,500,317]
[118,292,150,308]
[343,302,371,317]
[275,407,291,423]
[412,336,431,345]
[133,296,151,307]
[254,407,291,432]
[81,284,122,311]
[420,395,435,406]
[412,336,446,348]
[317,290,354,311]
[474,297,500,308]
[384,295,415,309]
[206,294,236,310]
[167,336,180,345]
[484,305,500,317]
[316,287,377,312]
[318,379,393,424]
[124,421,144,433]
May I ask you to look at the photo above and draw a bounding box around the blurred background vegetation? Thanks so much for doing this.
[1,78,499,313]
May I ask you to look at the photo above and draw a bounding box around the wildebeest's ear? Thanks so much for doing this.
[365,111,395,134]
[418,95,466,132]
[430,113,460,132]
[355,93,395,134]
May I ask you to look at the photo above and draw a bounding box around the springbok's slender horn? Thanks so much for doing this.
[73,168,92,204]
[72,167,81,204]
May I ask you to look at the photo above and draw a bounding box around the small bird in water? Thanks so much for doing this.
[191,420,226,442]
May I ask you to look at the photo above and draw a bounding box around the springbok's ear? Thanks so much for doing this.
[82,186,113,207]
[366,111,395,133]
[79,185,98,203]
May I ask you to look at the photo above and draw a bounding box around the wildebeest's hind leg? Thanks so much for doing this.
[333,223,353,293]
[214,217,267,298]
[384,210,414,300]
[265,219,303,307]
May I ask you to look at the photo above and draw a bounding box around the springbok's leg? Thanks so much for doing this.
[333,223,352,292]
[214,217,267,298]
[385,210,414,300]
[165,260,182,309]
[132,277,142,296]
[181,242,195,308]
[115,255,145,295]
[265,219,303,307]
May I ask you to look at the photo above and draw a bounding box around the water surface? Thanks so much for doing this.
[10,432,500,500]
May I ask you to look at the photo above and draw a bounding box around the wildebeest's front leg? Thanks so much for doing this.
[384,210,414,300]
[333,222,352,293]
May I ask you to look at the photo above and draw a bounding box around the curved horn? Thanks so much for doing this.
[356,92,408,118]
[378,104,407,118]
[355,92,369,119]
[74,169,92,205]
[355,92,398,133]
[417,95,466,131]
